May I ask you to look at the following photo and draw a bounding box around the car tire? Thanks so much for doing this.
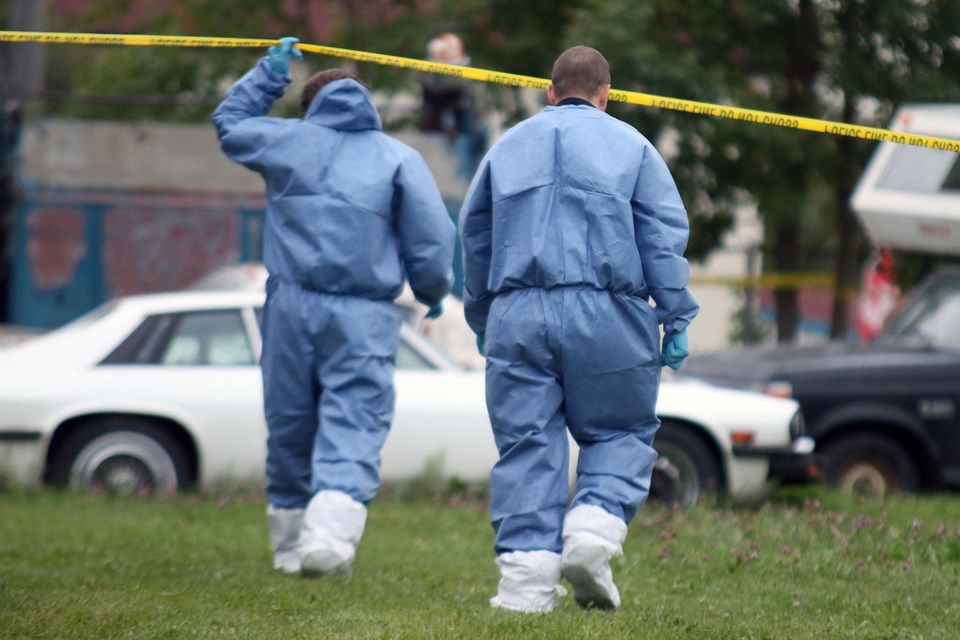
[650,422,723,509]
[821,433,919,496]
[49,417,190,495]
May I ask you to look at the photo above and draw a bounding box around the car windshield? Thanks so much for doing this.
[882,271,960,349]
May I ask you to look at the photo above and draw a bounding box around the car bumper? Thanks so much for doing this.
[0,432,47,487]
[733,436,818,483]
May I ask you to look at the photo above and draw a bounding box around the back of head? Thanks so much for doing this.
[301,69,365,113]
[550,46,610,101]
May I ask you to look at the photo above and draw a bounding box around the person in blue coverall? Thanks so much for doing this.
[213,38,455,578]
[459,45,699,612]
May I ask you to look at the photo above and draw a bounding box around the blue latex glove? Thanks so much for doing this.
[425,303,443,320]
[476,334,486,356]
[268,37,303,75]
[660,329,689,370]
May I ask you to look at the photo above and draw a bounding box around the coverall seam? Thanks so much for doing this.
[489,181,555,207]
[553,127,565,283]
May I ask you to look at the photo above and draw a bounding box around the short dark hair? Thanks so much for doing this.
[550,46,611,101]
[301,69,365,113]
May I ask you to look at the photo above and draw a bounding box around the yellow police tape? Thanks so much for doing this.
[3,30,959,153]
[691,272,836,289]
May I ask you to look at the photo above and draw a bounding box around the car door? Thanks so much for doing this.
[912,284,960,475]
[885,271,960,477]
[386,335,495,482]
[100,306,266,485]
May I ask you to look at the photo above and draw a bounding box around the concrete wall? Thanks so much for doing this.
[22,119,473,201]
[23,119,263,195]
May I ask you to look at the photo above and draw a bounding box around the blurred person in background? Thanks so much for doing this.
[420,32,486,179]
[857,246,899,342]
[459,45,698,612]
[213,37,455,579]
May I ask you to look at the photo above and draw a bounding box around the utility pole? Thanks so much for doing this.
[4,0,48,99]
[0,0,47,323]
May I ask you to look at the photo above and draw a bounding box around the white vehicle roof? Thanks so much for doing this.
[0,290,265,368]
[850,104,960,255]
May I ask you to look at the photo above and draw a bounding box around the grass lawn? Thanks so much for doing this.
[2,485,959,639]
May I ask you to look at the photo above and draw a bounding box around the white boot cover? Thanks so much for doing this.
[267,505,305,573]
[490,550,565,613]
[299,490,367,578]
[561,504,628,610]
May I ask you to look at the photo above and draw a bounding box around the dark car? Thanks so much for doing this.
[678,266,960,496]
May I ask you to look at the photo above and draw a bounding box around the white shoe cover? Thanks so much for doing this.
[561,504,628,610]
[299,490,367,578]
[490,550,565,613]
[267,505,305,574]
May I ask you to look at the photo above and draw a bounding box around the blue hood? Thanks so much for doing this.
[214,62,454,306]
[304,78,382,132]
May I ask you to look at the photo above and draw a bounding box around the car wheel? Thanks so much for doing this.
[821,433,919,496]
[49,418,190,495]
[650,423,723,509]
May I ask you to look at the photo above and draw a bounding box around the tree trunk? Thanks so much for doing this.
[773,223,801,341]
[830,3,867,339]
[773,0,818,343]
[830,134,863,339]
[774,287,799,342]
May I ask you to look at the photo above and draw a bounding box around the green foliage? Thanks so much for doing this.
[44,1,298,121]
[437,0,588,78]
[570,0,960,339]
[41,0,591,122]
[2,486,960,638]
[728,296,773,345]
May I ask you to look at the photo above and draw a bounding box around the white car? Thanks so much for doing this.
[0,289,813,508]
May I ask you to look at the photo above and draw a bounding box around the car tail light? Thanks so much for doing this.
[763,381,794,399]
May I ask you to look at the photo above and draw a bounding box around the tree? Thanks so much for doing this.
[571,0,960,341]
[35,0,960,344]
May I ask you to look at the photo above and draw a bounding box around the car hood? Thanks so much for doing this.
[658,378,800,444]
[680,338,953,388]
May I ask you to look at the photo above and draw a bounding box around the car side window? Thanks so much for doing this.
[159,311,255,366]
[910,290,960,349]
[887,274,960,349]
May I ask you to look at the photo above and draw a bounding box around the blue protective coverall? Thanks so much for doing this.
[459,102,699,554]
[214,59,455,510]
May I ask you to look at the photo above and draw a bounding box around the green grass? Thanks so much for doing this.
[2,486,959,639]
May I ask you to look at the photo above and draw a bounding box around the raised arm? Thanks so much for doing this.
[212,38,302,171]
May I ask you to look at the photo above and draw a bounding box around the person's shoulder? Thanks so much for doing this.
[375,133,431,168]
[597,112,655,147]
[492,111,550,145]
[381,133,418,155]
[234,115,298,134]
